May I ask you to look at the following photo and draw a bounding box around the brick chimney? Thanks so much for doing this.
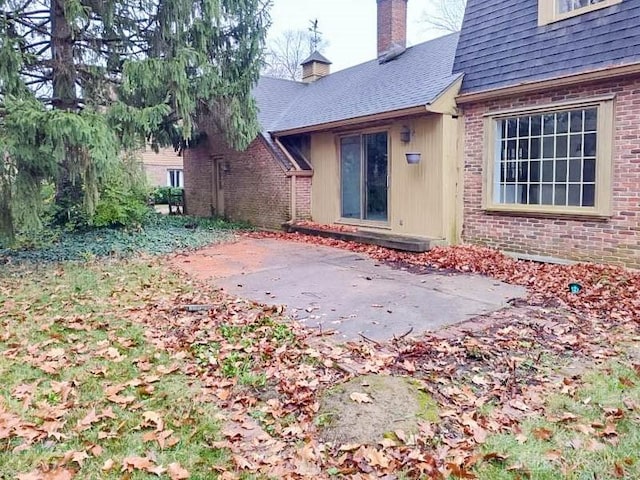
[377,0,408,57]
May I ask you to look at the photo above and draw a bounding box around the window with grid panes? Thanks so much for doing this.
[557,0,606,13]
[538,0,623,26]
[493,108,598,208]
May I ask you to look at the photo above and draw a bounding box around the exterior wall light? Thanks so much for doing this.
[405,152,421,164]
[400,125,411,143]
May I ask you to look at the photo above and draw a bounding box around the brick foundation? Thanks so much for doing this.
[184,134,312,229]
[461,75,640,268]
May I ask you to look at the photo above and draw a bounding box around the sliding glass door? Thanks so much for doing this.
[340,132,388,221]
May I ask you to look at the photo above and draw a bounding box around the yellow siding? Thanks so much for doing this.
[310,133,340,221]
[388,116,443,238]
[441,114,460,244]
[308,114,460,241]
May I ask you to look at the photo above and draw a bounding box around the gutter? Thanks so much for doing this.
[457,62,640,104]
[271,105,428,137]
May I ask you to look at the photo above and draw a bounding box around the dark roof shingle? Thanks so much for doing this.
[453,0,640,94]
[301,51,332,65]
[254,33,461,134]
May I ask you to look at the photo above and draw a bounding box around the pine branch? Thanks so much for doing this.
[6,15,50,36]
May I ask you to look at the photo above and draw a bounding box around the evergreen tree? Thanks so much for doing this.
[0,0,270,240]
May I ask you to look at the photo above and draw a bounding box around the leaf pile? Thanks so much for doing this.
[293,220,359,233]
[130,259,640,478]
[0,262,223,479]
[247,231,640,322]
[3,251,640,478]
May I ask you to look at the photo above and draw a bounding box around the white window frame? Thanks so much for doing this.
[538,0,623,25]
[167,169,184,188]
[482,97,614,217]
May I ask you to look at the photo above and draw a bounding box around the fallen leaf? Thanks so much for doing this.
[350,392,373,404]
[533,427,553,441]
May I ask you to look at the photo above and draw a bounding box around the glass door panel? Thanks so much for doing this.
[364,132,388,221]
[340,136,362,219]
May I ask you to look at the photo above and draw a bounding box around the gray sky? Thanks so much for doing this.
[268,0,440,72]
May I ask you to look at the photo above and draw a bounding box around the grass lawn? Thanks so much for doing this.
[476,361,640,479]
[0,261,233,479]
[1,228,639,478]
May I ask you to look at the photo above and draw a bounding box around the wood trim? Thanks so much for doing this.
[597,99,614,216]
[425,76,463,115]
[272,106,427,136]
[285,170,313,177]
[484,207,611,221]
[483,94,616,118]
[455,115,465,244]
[481,117,494,210]
[484,206,611,219]
[273,137,303,172]
[257,134,290,174]
[481,97,615,218]
[457,62,640,104]
[538,0,623,26]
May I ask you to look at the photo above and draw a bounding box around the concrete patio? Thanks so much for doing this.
[172,238,526,341]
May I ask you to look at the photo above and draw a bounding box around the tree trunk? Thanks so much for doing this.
[51,0,84,223]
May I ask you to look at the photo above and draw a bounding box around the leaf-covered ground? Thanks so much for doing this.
[1,233,639,479]
[247,230,640,322]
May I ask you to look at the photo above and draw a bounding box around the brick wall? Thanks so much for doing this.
[141,148,183,186]
[295,175,312,220]
[461,75,640,268]
[377,0,407,56]
[145,164,169,187]
[184,134,293,229]
[183,144,214,217]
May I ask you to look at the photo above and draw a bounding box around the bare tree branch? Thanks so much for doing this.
[263,29,328,81]
[421,0,467,33]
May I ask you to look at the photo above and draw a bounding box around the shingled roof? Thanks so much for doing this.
[453,0,640,94]
[253,32,461,135]
[301,51,332,65]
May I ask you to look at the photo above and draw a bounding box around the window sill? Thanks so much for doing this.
[483,206,611,221]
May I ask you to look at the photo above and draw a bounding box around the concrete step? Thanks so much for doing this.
[283,224,435,253]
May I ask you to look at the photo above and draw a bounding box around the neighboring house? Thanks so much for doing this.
[453,0,640,268]
[184,0,464,244]
[141,147,184,188]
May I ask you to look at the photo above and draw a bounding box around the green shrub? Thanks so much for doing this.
[92,184,151,228]
[151,186,183,204]
[90,154,151,228]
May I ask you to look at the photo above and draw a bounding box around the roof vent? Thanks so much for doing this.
[300,51,332,83]
[378,42,407,64]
